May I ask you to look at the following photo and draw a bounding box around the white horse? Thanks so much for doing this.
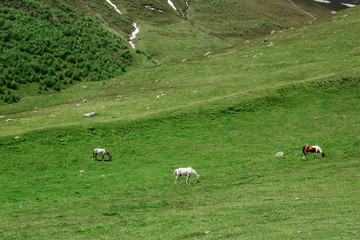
[93,148,112,161]
[174,167,200,184]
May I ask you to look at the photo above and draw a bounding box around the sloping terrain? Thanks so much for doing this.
[0,0,346,103]
[1,5,359,136]
[0,2,360,240]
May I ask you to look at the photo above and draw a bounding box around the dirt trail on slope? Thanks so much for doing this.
[287,0,317,20]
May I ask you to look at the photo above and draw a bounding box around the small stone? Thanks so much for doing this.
[295,197,300,201]
[83,112,96,117]
[205,231,211,234]
[275,152,285,157]
[49,115,55,118]
[298,231,302,234]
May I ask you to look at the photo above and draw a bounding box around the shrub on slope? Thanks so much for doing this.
[0,0,132,103]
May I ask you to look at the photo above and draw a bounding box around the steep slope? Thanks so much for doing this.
[0,0,133,102]
[1,6,359,135]
[0,0,357,103]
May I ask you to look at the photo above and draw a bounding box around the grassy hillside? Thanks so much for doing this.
[1,6,359,136]
[0,0,339,103]
[0,78,359,239]
[1,2,360,240]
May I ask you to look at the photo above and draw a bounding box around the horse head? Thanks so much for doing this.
[321,152,325,158]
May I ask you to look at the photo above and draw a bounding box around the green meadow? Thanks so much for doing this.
[1,78,359,239]
[1,1,360,239]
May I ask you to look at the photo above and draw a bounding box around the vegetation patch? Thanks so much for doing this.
[0,0,132,102]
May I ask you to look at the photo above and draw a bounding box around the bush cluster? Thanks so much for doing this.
[0,0,132,103]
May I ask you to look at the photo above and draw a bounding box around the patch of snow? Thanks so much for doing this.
[106,0,122,15]
[145,5,155,10]
[145,5,163,12]
[341,3,356,7]
[313,0,331,3]
[129,23,140,49]
[167,0,177,11]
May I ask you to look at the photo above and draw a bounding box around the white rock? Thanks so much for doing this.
[6,119,13,122]
[83,112,96,117]
[275,152,285,157]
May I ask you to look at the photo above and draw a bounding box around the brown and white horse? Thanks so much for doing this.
[302,145,325,159]
[93,148,112,161]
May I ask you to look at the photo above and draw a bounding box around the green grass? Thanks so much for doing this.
[0,78,359,239]
[1,7,360,135]
[1,3,360,240]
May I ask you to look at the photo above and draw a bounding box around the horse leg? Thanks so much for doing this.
[186,175,190,184]
[102,154,105,162]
